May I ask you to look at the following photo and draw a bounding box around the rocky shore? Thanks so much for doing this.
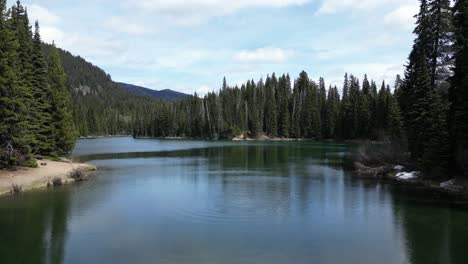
[354,162,468,197]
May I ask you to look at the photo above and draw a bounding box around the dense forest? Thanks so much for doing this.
[0,0,75,168]
[132,73,402,141]
[1,0,467,178]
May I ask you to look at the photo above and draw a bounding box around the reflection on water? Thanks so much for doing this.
[0,137,467,264]
[0,189,70,264]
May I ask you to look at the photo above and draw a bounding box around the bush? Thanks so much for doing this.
[69,168,86,182]
[10,184,23,195]
[351,139,410,167]
[52,177,63,186]
[0,143,34,169]
[20,158,38,168]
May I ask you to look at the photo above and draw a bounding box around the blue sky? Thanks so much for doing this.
[11,0,420,94]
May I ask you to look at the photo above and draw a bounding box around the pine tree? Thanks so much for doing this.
[376,81,388,132]
[292,72,307,138]
[48,45,76,155]
[12,1,33,86]
[325,86,339,138]
[401,0,451,174]
[338,73,354,139]
[318,77,327,137]
[428,0,455,90]
[0,0,32,167]
[30,21,54,155]
[278,74,291,138]
[386,88,403,137]
[451,0,468,176]
[264,75,278,136]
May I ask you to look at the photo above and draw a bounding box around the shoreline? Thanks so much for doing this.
[80,134,357,143]
[134,135,310,142]
[79,135,131,139]
[0,160,96,196]
[353,162,468,200]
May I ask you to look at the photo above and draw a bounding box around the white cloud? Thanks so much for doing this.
[128,0,308,24]
[155,50,211,69]
[195,85,214,95]
[234,47,294,63]
[27,4,60,25]
[66,36,128,61]
[105,17,147,35]
[384,5,419,30]
[25,4,64,44]
[314,33,401,60]
[317,0,414,15]
[40,26,66,43]
[21,4,129,65]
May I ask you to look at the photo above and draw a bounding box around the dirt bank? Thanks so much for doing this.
[232,133,304,141]
[0,160,96,196]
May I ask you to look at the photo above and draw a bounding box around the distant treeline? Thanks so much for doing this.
[0,1,75,168]
[132,73,402,141]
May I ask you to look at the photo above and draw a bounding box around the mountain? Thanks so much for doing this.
[117,83,190,100]
[41,44,163,136]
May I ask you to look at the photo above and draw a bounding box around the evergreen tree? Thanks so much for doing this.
[318,77,327,137]
[264,75,278,136]
[451,0,468,177]
[428,0,455,90]
[278,74,291,138]
[405,0,451,174]
[376,81,388,131]
[386,86,403,137]
[338,73,353,139]
[0,0,33,167]
[48,45,76,155]
[325,86,339,138]
[30,21,54,155]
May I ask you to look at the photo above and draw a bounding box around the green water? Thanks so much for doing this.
[0,137,467,264]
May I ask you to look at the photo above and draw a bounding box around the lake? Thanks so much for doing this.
[0,137,467,264]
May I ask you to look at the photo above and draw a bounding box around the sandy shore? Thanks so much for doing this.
[232,134,304,141]
[0,160,96,196]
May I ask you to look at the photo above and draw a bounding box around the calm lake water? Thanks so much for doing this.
[1,137,467,264]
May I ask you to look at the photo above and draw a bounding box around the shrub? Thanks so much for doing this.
[351,139,410,167]
[69,168,86,182]
[10,184,23,195]
[52,177,63,186]
[20,158,38,168]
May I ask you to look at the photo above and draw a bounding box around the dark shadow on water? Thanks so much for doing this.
[76,144,348,173]
[393,188,468,264]
[0,188,71,264]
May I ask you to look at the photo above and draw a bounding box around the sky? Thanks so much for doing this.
[10,0,420,94]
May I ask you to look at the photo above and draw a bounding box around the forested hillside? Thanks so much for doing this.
[41,44,156,137]
[117,82,190,100]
